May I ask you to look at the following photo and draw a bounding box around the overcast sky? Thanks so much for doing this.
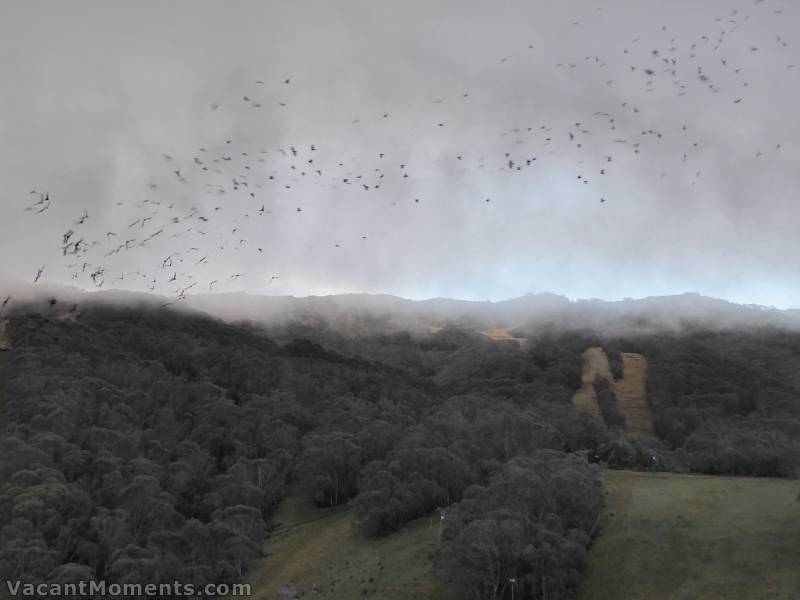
[1,0,799,307]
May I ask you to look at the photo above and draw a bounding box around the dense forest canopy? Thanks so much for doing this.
[1,299,798,599]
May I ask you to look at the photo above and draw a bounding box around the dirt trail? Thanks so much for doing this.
[572,346,655,436]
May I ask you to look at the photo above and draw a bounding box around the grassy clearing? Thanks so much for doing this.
[581,470,800,600]
[244,490,459,600]
[614,353,654,436]
[245,472,800,600]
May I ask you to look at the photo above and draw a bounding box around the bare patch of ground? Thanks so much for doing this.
[614,353,654,435]
[572,346,610,418]
[479,327,528,348]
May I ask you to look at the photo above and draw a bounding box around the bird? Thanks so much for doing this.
[34,266,45,283]
[28,201,45,214]
[2,296,10,308]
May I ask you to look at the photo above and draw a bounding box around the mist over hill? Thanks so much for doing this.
[123,290,800,335]
[3,276,799,336]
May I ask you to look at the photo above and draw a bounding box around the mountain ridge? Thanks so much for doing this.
[2,280,798,335]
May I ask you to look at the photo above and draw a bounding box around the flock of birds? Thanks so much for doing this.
[17,0,797,307]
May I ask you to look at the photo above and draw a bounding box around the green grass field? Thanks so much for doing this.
[581,470,800,600]
[244,489,459,600]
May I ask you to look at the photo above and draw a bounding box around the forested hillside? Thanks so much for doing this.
[1,302,798,599]
[604,330,800,476]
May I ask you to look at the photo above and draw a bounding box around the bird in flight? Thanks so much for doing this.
[34,266,45,283]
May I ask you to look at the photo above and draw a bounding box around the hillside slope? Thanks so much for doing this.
[246,493,457,600]
[572,347,655,436]
[581,470,800,600]
[572,347,609,417]
[614,353,654,436]
[247,471,800,600]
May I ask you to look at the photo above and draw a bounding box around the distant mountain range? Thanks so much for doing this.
[2,278,799,335]
[184,290,800,335]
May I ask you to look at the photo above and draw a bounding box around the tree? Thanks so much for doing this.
[298,432,362,506]
[594,375,626,430]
